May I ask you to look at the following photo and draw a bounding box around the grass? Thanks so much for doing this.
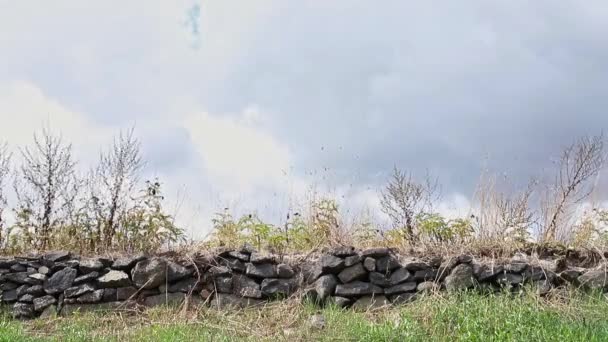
[2,290,608,341]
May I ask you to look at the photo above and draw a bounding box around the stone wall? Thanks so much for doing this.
[1,246,606,319]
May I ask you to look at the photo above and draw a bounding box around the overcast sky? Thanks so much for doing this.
[1,1,608,237]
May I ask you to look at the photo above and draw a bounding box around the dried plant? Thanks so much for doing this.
[0,142,12,243]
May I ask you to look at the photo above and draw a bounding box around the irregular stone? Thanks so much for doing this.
[300,262,323,283]
[315,274,338,301]
[168,278,203,293]
[578,268,608,290]
[144,293,185,307]
[335,281,383,297]
[338,263,368,283]
[227,251,250,262]
[330,246,357,257]
[249,252,275,264]
[245,263,276,279]
[1,289,18,303]
[361,248,390,258]
[331,296,351,308]
[97,270,131,288]
[0,258,16,268]
[111,255,145,271]
[11,263,26,272]
[417,281,439,292]
[208,266,232,277]
[0,282,18,291]
[309,314,326,330]
[476,264,504,281]
[28,273,47,282]
[560,268,585,283]
[5,272,42,285]
[318,255,345,274]
[212,276,233,293]
[79,258,104,274]
[131,258,167,289]
[13,302,34,319]
[535,280,552,296]
[25,285,44,296]
[261,278,296,297]
[33,295,57,312]
[102,288,117,302]
[376,256,400,273]
[116,287,138,301]
[344,255,362,267]
[166,260,192,282]
[16,285,30,297]
[496,273,524,286]
[38,266,51,275]
[74,272,100,285]
[402,258,430,272]
[220,258,246,273]
[65,283,96,298]
[276,264,295,278]
[209,294,263,309]
[39,305,57,319]
[44,267,77,294]
[458,255,473,264]
[414,269,438,281]
[507,262,528,273]
[77,289,104,303]
[50,260,80,273]
[363,258,376,272]
[232,274,262,298]
[352,295,390,310]
[390,292,417,305]
[384,282,417,296]
[389,268,412,285]
[369,272,391,287]
[44,251,71,262]
[444,264,474,291]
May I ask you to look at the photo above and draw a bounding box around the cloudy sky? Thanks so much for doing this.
[1,1,608,237]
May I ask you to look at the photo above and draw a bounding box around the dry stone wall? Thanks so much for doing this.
[1,246,607,319]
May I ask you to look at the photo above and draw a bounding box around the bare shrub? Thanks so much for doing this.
[0,142,11,244]
[13,128,77,250]
[380,167,439,242]
[541,134,606,242]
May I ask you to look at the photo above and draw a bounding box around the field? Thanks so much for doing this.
[1,290,608,341]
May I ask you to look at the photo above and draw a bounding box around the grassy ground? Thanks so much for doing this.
[1,290,608,341]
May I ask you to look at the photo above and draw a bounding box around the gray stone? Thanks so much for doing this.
[402,258,430,271]
[476,264,504,281]
[578,268,608,290]
[445,264,474,291]
[227,251,250,262]
[361,248,390,258]
[166,260,192,282]
[332,296,351,308]
[376,256,400,273]
[246,263,276,278]
[352,295,390,310]
[507,262,528,273]
[309,314,326,330]
[276,264,295,278]
[331,246,357,257]
[13,302,34,319]
[24,285,44,296]
[384,282,417,296]
[79,258,104,274]
[417,281,439,292]
[389,268,412,285]
[116,287,138,301]
[131,257,167,289]
[232,274,262,298]
[208,266,231,277]
[5,272,42,285]
[314,274,338,301]
[33,295,57,312]
[65,283,96,298]
[344,255,362,267]
[97,270,131,288]
[338,263,368,283]
[363,258,376,272]
[335,281,383,297]
[1,289,18,303]
[0,282,18,291]
[111,255,145,271]
[39,305,57,318]
[210,294,263,309]
[535,280,552,296]
[318,255,345,274]
[249,252,275,264]
[144,293,185,307]
[220,258,246,273]
[496,273,524,286]
[28,273,47,282]
[0,258,16,268]
[414,269,438,281]
[43,251,70,263]
[37,266,51,275]
[50,260,80,272]
[102,288,117,302]
[168,278,203,293]
[16,284,30,297]
[212,276,233,293]
[261,278,296,297]
[44,267,77,294]
[74,272,100,285]
[369,272,391,287]
[77,289,104,303]
[11,263,26,272]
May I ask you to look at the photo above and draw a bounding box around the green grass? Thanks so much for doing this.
[2,290,608,341]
